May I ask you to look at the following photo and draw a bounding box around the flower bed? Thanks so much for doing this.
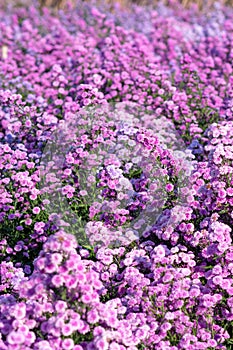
[1,1,233,349]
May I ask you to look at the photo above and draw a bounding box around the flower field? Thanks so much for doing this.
[1,0,233,349]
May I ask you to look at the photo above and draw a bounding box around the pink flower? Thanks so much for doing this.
[154,245,166,258]
[80,190,88,196]
[55,300,67,313]
[165,183,174,192]
[227,187,233,196]
[12,303,26,320]
[81,294,92,304]
[62,338,74,349]
[44,262,57,274]
[51,275,64,287]
[87,310,99,324]
[62,324,73,336]
[95,337,109,350]
[213,275,223,285]
[32,206,40,214]
[25,218,32,225]
[7,331,25,345]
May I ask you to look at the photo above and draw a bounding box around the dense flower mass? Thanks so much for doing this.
[1,0,233,348]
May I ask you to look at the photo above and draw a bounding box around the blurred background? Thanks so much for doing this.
[1,0,233,10]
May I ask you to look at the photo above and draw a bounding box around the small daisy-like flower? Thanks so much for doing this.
[32,206,40,214]
[62,339,74,350]
[51,275,64,287]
